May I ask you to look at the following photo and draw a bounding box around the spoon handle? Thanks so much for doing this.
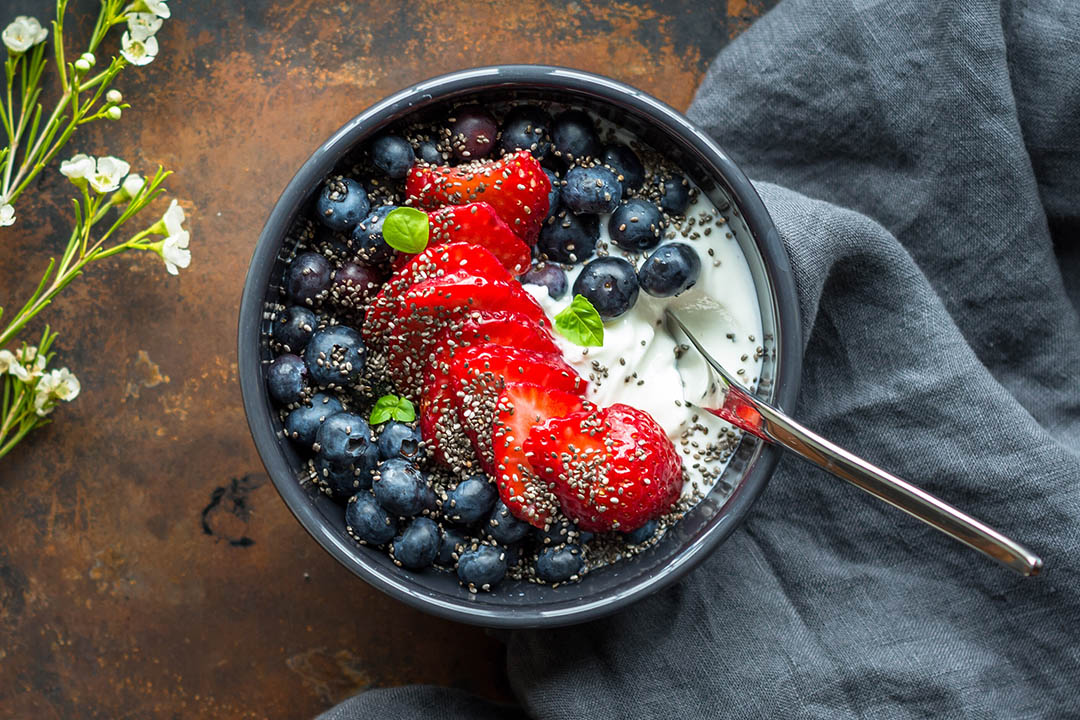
[712,383,1042,576]
[664,311,1043,576]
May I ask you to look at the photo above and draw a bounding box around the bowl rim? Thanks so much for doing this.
[238,64,803,628]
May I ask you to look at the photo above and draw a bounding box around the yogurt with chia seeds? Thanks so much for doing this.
[524,189,764,501]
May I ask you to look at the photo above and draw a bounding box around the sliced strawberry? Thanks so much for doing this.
[407,150,550,244]
[420,382,455,467]
[492,383,591,528]
[524,403,684,533]
[427,203,531,275]
[384,273,549,394]
[363,242,511,347]
[448,345,586,475]
[417,314,561,466]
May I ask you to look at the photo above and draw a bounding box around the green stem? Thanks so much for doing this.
[0,383,22,439]
[0,415,41,460]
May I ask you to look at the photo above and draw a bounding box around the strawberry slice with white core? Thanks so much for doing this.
[414,312,561,465]
[446,345,586,476]
[492,382,592,528]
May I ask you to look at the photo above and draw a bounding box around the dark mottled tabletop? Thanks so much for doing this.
[0,1,774,717]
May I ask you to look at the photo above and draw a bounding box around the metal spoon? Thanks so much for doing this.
[665,310,1043,576]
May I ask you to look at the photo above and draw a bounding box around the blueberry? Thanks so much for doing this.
[562,165,623,215]
[436,527,470,566]
[315,454,373,497]
[315,412,378,482]
[391,517,441,570]
[284,392,344,446]
[314,225,353,263]
[445,475,498,525]
[542,168,561,219]
[372,458,428,517]
[377,421,422,461]
[502,543,523,568]
[638,243,701,298]
[537,210,598,264]
[535,544,584,583]
[485,499,531,544]
[371,135,414,179]
[332,262,381,307]
[315,177,370,232]
[518,263,568,300]
[552,109,601,161]
[623,518,659,545]
[267,354,307,406]
[351,205,398,267]
[451,105,498,160]
[659,175,691,215]
[498,105,552,159]
[272,305,317,353]
[573,257,640,319]
[415,140,445,165]
[457,544,507,590]
[286,252,331,305]
[422,483,438,513]
[602,144,644,190]
[305,325,365,387]
[609,199,665,252]
[345,492,397,545]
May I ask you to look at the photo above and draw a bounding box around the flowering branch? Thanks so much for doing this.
[0,0,185,461]
[0,0,170,225]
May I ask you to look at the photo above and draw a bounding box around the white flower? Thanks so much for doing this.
[127,12,163,41]
[120,31,158,66]
[2,16,48,54]
[87,156,131,194]
[162,199,185,235]
[0,203,14,226]
[15,346,46,378]
[50,368,80,401]
[130,0,170,19]
[120,173,144,200]
[0,349,28,381]
[32,367,80,416]
[60,153,95,186]
[160,230,190,275]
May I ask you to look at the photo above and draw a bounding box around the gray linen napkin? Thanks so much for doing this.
[321,0,1080,716]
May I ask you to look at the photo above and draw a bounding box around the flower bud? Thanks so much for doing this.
[106,106,122,121]
[74,58,91,73]
[106,89,122,104]
[80,52,95,66]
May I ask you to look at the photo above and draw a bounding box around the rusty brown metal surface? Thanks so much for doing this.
[0,0,775,717]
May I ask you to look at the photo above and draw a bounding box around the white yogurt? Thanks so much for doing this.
[524,190,764,500]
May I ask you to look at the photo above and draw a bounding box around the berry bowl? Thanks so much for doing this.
[238,65,802,628]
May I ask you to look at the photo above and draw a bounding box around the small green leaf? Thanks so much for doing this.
[381,207,429,254]
[553,294,604,347]
[369,394,416,425]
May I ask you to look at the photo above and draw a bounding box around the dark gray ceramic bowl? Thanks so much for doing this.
[238,65,802,628]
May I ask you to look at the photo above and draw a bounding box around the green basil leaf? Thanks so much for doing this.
[381,206,429,254]
[553,294,604,347]
[369,394,416,425]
